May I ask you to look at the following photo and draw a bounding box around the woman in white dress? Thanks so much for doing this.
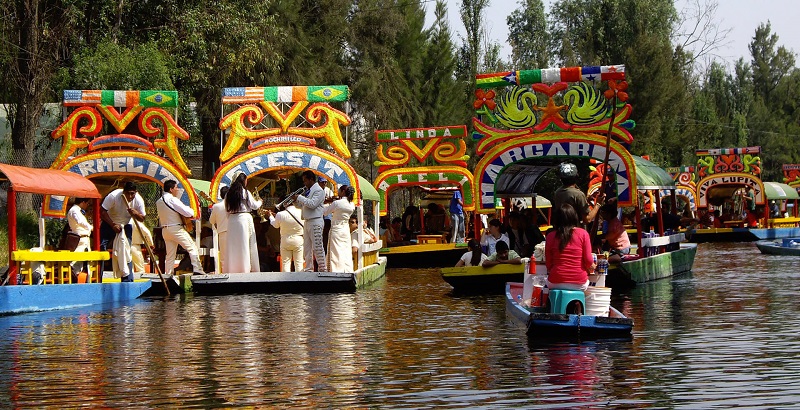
[324,185,356,273]
[225,173,262,273]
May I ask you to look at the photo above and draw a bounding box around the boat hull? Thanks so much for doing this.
[609,243,697,287]
[382,243,466,268]
[191,257,386,295]
[688,227,800,243]
[755,241,800,256]
[0,282,153,316]
[441,264,524,293]
[505,283,633,339]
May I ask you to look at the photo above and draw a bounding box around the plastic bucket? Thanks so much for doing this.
[77,272,88,284]
[584,287,611,317]
[588,274,606,287]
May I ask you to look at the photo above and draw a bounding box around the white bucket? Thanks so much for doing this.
[584,287,611,317]
[588,274,606,287]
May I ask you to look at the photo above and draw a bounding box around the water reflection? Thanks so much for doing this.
[3,243,800,407]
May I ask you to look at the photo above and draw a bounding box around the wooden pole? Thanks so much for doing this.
[132,218,170,296]
[8,187,17,285]
[589,93,619,248]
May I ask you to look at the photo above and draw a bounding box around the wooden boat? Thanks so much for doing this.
[687,148,800,242]
[371,127,476,269]
[441,263,525,293]
[1,163,153,315]
[607,239,698,287]
[188,85,387,294]
[755,239,800,256]
[191,256,386,295]
[505,282,633,339]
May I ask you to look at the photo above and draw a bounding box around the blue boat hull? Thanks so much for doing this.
[688,227,800,242]
[0,282,153,316]
[505,283,633,340]
[755,240,800,256]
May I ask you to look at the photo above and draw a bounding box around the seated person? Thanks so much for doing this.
[480,218,509,255]
[383,217,411,247]
[455,238,487,267]
[599,201,631,264]
[545,204,594,291]
[770,201,781,218]
[482,240,522,267]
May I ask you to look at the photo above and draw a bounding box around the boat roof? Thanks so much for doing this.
[763,181,800,200]
[493,155,674,196]
[633,156,675,190]
[358,174,380,201]
[0,163,101,198]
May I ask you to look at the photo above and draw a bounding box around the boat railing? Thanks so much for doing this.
[640,233,685,256]
[768,217,800,228]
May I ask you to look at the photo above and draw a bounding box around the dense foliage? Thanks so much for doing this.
[0,0,798,184]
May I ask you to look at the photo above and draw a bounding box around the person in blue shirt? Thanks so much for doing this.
[450,189,465,243]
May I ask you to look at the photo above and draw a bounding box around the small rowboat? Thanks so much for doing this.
[755,239,800,256]
[505,282,633,339]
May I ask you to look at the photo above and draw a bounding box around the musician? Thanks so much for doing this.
[100,181,145,282]
[323,185,355,273]
[295,171,327,272]
[209,186,230,272]
[266,199,305,272]
[156,180,204,276]
[319,177,334,253]
[225,172,262,273]
[66,197,92,278]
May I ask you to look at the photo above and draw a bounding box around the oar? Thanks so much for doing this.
[589,91,620,249]
[131,217,170,296]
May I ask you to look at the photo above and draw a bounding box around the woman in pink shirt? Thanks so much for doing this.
[545,204,595,291]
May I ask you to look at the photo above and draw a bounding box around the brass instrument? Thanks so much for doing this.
[251,187,269,223]
[275,187,306,211]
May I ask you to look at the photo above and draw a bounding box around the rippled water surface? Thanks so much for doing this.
[2,242,800,408]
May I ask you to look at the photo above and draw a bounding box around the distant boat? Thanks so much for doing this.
[755,239,800,256]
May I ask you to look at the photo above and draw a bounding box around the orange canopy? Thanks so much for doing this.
[0,163,101,198]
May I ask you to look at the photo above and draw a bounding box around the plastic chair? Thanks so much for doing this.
[548,289,586,314]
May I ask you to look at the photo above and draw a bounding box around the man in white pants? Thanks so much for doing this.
[295,170,326,272]
[130,219,153,275]
[208,186,230,273]
[156,180,204,275]
[66,197,92,277]
[267,201,304,272]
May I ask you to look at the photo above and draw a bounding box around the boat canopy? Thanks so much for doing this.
[188,178,211,197]
[0,163,100,198]
[633,156,675,190]
[763,182,800,200]
[358,174,380,201]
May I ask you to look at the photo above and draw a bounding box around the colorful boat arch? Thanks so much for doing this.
[373,166,474,216]
[473,133,637,213]
[696,173,765,209]
[44,89,198,218]
[209,144,360,204]
[783,164,800,194]
[44,151,200,218]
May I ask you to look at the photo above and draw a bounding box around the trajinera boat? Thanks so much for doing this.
[685,147,800,242]
[465,63,696,288]
[190,85,386,294]
[1,163,151,315]
[372,125,473,268]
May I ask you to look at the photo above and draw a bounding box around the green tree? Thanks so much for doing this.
[749,22,795,101]
[507,0,550,68]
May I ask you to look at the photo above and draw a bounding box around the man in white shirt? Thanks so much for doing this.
[294,170,327,272]
[208,186,230,273]
[156,180,204,275]
[100,181,145,282]
[266,201,304,272]
[67,197,93,276]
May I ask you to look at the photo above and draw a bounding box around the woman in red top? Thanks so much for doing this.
[545,203,595,291]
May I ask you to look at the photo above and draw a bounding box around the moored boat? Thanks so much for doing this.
[441,263,525,293]
[755,239,800,256]
[1,163,153,315]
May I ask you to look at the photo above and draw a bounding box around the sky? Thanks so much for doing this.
[423,0,800,68]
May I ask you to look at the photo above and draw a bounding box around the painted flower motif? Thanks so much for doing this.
[604,80,629,102]
[473,89,497,110]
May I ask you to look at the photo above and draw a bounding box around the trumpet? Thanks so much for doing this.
[275,187,306,211]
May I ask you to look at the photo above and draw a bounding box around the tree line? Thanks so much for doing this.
[1,0,798,186]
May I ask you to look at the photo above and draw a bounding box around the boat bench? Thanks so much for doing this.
[12,250,110,285]
[769,217,800,228]
[416,234,446,244]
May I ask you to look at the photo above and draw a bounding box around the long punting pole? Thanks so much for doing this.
[589,93,619,247]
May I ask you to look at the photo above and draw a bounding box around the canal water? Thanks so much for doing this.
[2,242,800,408]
